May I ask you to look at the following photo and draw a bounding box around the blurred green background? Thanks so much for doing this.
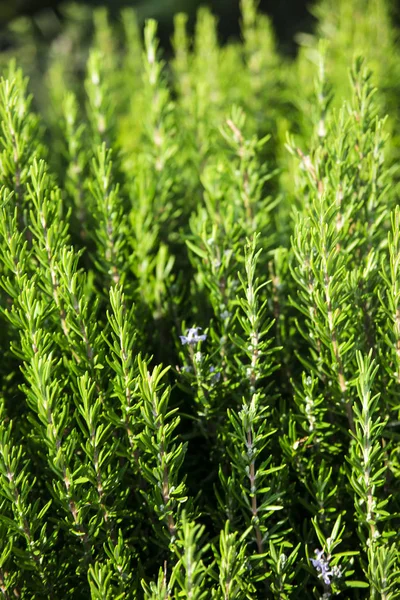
[0,0,316,55]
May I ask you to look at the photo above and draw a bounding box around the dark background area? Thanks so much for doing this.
[0,0,317,56]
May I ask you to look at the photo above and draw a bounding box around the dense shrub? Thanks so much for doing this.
[0,0,400,597]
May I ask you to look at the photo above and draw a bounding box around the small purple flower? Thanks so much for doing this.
[311,549,333,586]
[209,366,221,384]
[180,327,207,345]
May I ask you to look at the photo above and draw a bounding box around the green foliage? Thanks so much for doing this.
[0,0,400,598]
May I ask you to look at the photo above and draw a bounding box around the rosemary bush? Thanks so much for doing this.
[1,0,400,597]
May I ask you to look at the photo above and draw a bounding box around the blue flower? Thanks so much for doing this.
[180,327,207,345]
[209,366,221,384]
[311,550,333,586]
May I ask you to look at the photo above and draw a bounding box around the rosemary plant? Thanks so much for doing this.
[0,0,400,598]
